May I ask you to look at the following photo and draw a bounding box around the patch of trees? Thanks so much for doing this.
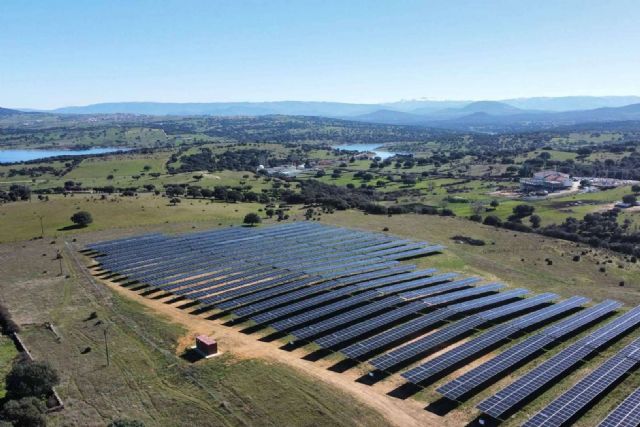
[540,209,640,256]
[0,185,31,203]
[164,184,269,203]
[6,166,58,178]
[0,357,60,427]
[283,180,381,210]
[174,148,292,173]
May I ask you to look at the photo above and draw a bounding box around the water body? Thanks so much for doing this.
[0,147,129,164]
[332,143,398,160]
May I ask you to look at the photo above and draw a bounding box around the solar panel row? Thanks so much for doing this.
[402,296,589,384]
[478,304,640,420]
[524,337,640,426]
[438,299,621,400]
[341,289,529,360]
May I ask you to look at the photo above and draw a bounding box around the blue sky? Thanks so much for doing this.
[1,0,639,109]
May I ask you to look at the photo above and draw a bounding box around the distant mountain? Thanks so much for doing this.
[458,101,525,115]
[52,101,381,117]
[46,96,640,118]
[502,96,640,112]
[350,109,429,125]
[0,107,21,116]
[352,102,640,132]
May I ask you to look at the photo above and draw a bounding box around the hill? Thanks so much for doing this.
[0,107,21,116]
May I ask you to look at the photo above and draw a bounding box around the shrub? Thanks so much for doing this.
[70,211,93,227]
[512,204,535,218]
[483,215,502,226]
[5,359,59,399]
[243,213,262,226]
[0,397,46,427]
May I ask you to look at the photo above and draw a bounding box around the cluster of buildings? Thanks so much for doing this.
[520,170,573,193]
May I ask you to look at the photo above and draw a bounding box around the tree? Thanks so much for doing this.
[70,211,93,227]
[483,215,502,227]
[490,199,500,208]
[243,213,261,226]
[5,359,59,399]
[0,397,46,427]
[622,194,637,205]
[108,419,145,427]
[632,184,640,193]
[169,197,181,206]
[512,204,535,218]
[529,214,541,228]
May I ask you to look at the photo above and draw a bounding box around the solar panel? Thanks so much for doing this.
[341,288,529,360]
[402,296,588,384]
[438,300,620,400]
[251,269,441,326]
[524,338,640,427]
[290,277,477,341]
[598,386,640,427]
[478,305,640,420]
[315,284,504,349]
[371,293,556,372]
[227,263,411,315]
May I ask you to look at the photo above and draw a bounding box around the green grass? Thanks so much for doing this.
[0,194,264,242]
[322,210,640,305]
[0,336,19,399]
[0,238,386,426]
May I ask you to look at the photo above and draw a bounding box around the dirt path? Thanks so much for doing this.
[94,272,448,427]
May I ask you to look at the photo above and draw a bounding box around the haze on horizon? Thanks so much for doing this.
[1,0,639,110]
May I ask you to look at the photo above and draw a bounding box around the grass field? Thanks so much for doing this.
[0,238,386,427]
[0,336,18,399]
[0,194,264,242]
[322,210,640,305]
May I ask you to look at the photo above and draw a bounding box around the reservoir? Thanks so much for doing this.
[0,147,129,164]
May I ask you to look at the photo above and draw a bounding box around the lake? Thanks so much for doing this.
[332,143,398,160]
[0,147,129,164]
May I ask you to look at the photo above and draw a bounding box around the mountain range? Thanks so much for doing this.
[5,96,640,132]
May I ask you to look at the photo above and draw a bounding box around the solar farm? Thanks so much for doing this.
[81,222,640,426]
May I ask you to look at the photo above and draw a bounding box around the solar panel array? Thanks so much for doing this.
[438,299,622,400]
[85,223,640,425]
[599,386,640,427]
[402,296,589,384]
[478,305,640,420]
[525,336,640,426]
[370,293,558,372]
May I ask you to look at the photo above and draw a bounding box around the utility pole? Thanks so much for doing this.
[103,328,110,367]
[38,215,44,238]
